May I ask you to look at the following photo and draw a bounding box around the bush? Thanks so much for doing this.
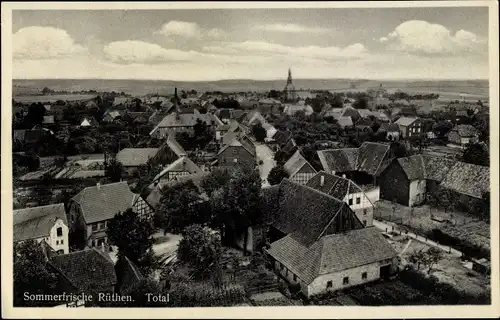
[168,282,245,307]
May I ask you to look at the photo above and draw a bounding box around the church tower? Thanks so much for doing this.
[283,68,297,102]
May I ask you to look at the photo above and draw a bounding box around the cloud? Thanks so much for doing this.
[253,23,331,34]
[203,41,367,61]
[379,37,388,43]
[383,20,486,55]
[156,20,227,39]
[13,26,86,59]
[103,40,198,64]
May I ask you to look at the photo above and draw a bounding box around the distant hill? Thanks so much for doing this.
[13,78,489,98]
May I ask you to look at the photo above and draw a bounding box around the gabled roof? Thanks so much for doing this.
[146,171,209,209]
[379,123,400,132]
[440,162,490,199]
[336,116,353,128]
[152,156,203,182]
[317,142,391,176]
[218,135,256,157]
[165,134,187,157]
[221,130,245,146]
[306,171,364,200]
[357,109,373,118]
[116,148,158,167]
[397,155,426,180]
[272,130,293,145]
[14,203,67,242]
[317,148,359,173]
[272,179,363,247]
[282,138,298,154]
[71,182,138,224]
[395,116,418,126]
[284,149,316,178]
[50,248,117,291]
[152,112,213,129]
[422,155,457,182]
[283,104,314,116]
[266,227,397,284]
[450,124,479,138]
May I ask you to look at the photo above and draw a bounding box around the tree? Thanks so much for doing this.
[252,122,267,142]
[193,119,212,149]
[423,247,443,274]
[432,121,453,138]
[462,142,489,166]
[209,166,262,254]
[353,97,368,109]
[390,141,408,158]
[14,240,59,306]
[267,165,289,185]
[201,168,231,197]
[105,157,123,182]
[177,224,222,279]
[107,208,154,264]
[408,249,427,271]
[155,180,208,234]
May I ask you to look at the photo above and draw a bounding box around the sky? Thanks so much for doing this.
[11,7,490,81]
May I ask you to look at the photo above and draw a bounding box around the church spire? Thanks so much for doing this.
[287,68,292,85]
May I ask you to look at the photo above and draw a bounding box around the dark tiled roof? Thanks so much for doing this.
[397,155,426,180]
[50,248,117,291]
[14,203,67,242]
[451,124,479,137]
[379,123,400,132]
[306,171,362,199]
[422,155,457,182]
[282,138,298,154]
[317,148,358,173]
[266,227,397,284]
[284,149,316,178]
[274,179,361,246]
[440,162,490,198]
[317,142,391,176]
[71,182,138,224]
[357,142,391,176]
[272,130,293,145]
[152,157,203,183]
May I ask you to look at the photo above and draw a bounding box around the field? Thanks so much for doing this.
[12,94,97,103]
[13,78,489,98]
[374,200,490,253]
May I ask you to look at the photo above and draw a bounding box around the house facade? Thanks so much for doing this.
[395,117,422,138]
[284,149,317,185]
[306,172,374,226]
[217,136,256,168]
[14,203,69,254]
[447,124,480,147]
[69,182,153,248]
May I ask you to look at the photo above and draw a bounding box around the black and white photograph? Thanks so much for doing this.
[1,1,498,318]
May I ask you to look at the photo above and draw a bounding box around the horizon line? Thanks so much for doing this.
[12,77,489,82]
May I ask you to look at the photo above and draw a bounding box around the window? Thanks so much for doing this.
[104,221,107,229]
[61,240,64,244]
[363,209,367,215]
[356,197,361,204]
[92,224,98,231]
[417,127,421,133]
[363,220,367,226]
[97,222,102,230]
[326,281,333,288]
[362,272,367,280]
[56,240,59,245]
[56,227,63,237]
[343,277,349,285]
[348,198,353,205]
[293,274,297,282]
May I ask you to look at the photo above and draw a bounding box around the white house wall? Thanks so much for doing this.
[49,219,70,254]
[408,179,426,207]
[307,260,393,297]
[343,191,374,227]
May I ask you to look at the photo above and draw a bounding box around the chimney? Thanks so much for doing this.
[174,87,178,98]
[320,175,325,187]
[96,182,101,190]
